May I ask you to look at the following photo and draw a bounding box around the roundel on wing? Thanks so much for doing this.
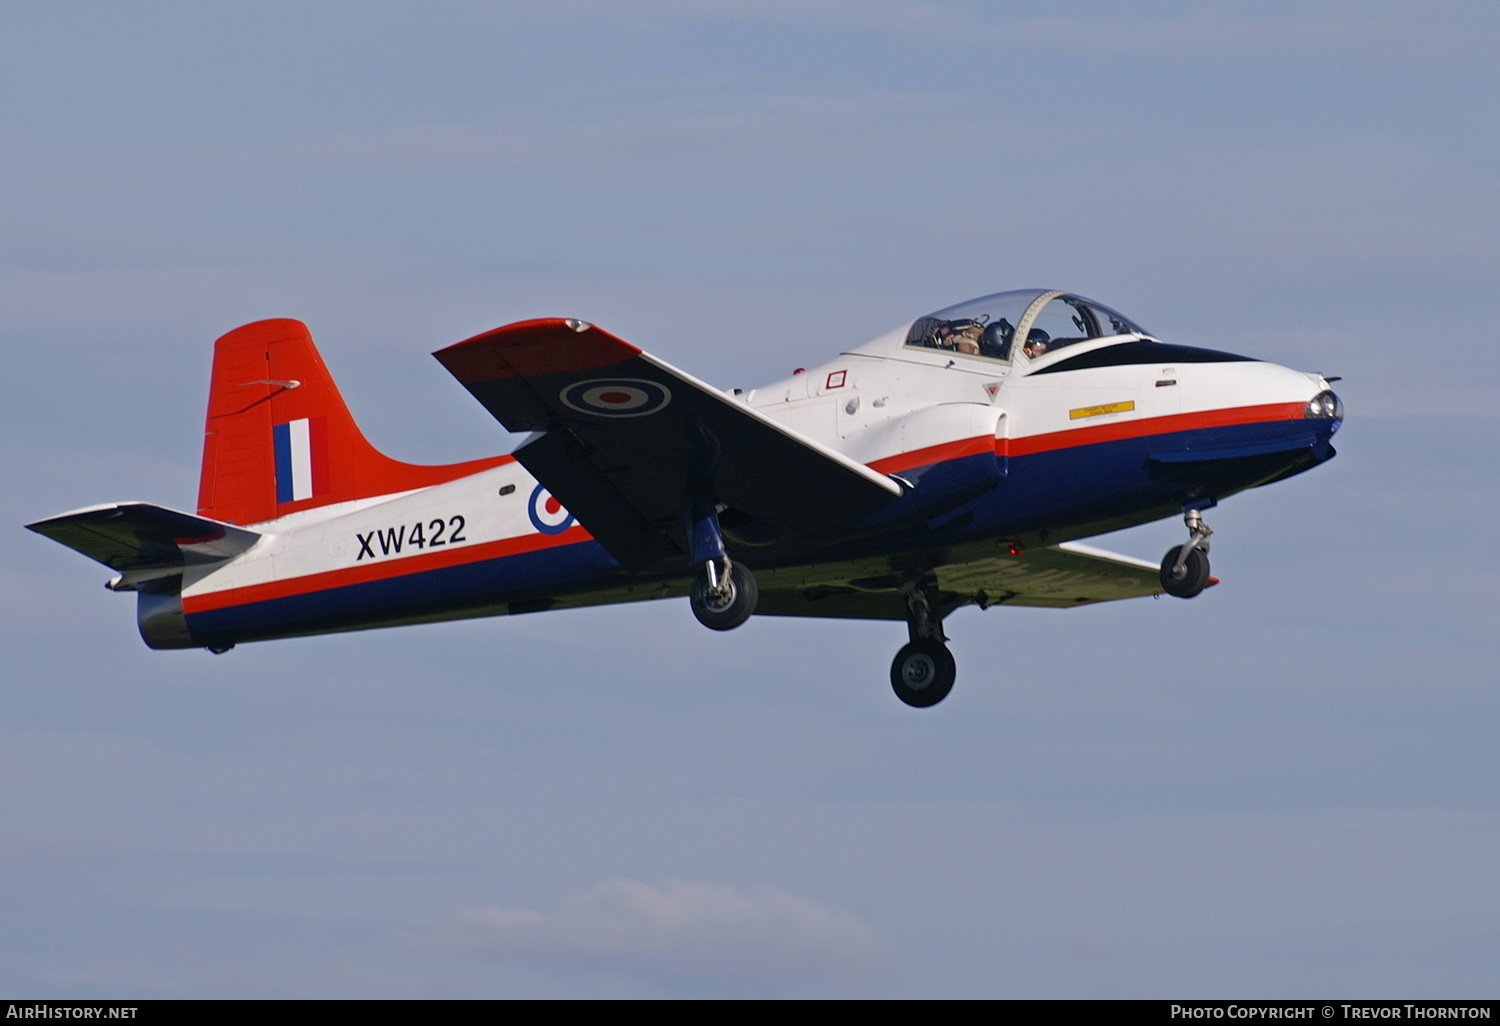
[528,484,575,534]
[559,378,671,418]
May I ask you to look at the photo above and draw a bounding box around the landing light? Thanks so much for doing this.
[1304,390,1343,424]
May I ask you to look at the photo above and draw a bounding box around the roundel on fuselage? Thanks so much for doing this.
[528,483,575,534]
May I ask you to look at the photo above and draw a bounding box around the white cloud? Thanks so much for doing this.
[418,879,890,985]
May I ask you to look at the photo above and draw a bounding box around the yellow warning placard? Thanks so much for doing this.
[1069,400,1135,420]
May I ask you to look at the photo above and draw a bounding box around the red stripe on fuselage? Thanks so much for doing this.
[185,402,1307,614]
[1004,402,1306,457]
[868,435,995,475]
[871,402,1307,474]
[183,523,595,613]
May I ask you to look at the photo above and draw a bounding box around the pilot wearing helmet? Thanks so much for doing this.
[1022,328,1050,359]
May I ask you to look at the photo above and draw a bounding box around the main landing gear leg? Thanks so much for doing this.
[890,583,956,708]
[686,497,757,631]
[1160,506,1213,599]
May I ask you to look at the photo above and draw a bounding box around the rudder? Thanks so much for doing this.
[197,319,507,525]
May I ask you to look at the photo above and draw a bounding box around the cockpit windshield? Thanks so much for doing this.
[902,290,1147,364]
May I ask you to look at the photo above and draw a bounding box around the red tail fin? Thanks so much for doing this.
[196,319,507,526]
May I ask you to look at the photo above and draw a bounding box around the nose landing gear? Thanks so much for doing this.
[890,582,955,707]
[1160,507,1213,598]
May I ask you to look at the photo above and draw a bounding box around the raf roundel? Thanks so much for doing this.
[527,484,575,535]
[560,378,671,418]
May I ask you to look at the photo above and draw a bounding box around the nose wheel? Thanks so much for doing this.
[1160,507,1213,598]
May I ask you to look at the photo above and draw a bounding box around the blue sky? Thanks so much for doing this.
[3,1,1497,997]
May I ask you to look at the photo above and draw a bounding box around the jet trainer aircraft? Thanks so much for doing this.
[28,290,1342,707]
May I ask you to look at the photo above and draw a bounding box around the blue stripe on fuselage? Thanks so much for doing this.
[188,415,1336,646]
[975,415,1336,537]
[186,537,623,646]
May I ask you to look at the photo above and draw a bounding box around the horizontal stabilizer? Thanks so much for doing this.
[27,502,261,576]
[435,319,903,571]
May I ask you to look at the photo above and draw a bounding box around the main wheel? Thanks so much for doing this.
[1160,545,1210,599]
[690,561,758,630]
[890,639,956,708]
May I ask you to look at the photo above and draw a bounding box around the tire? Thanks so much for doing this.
[890,639,956,708]
[690,561,758,631]
[1160,545,1210,599]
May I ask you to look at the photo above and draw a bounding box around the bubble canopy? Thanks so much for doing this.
[901,290,1149,364]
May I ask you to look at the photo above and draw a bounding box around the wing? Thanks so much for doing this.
[750,542,1176,620]
[434,319,903,572]
[935,542,1173,607]
[26,502,262,582]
